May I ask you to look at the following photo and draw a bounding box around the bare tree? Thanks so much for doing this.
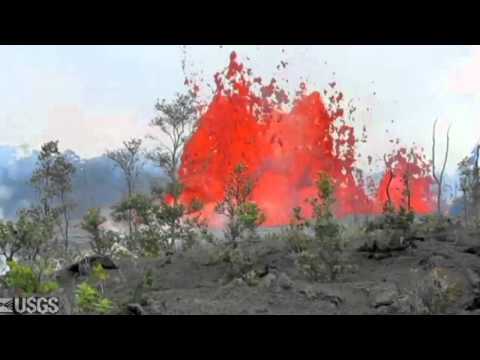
[106,138,144,237]
[383,154,394,210]
[459,156,473,226]
[472,145,480,223]
[432,119,451,215]
[52,155,76,251]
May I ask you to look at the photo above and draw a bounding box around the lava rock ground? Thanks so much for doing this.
[51,229,480,315]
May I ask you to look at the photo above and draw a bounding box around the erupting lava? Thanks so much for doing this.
[176,51,436,227]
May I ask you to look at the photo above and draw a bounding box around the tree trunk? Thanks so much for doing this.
[432,120,451,216]
[474,145,480,224]
[64,209,69,252]
[386,170,394,208]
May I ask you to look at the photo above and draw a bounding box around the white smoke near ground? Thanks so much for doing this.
[97,207,127,234]
[0,255,10,276]
[0,185,13,220]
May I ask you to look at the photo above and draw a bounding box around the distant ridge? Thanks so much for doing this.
[0,145,167,220]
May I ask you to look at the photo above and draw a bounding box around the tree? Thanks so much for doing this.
[30,140,76,251]
[30,141,60,218]
[403,149,415,212]
[144,91,206,252]
[432,120,451,215]
[0,208,54,261]
[215,163,265,244]
[106,138,144,238]
[0,220,23,261]
[383,153,395,211]
[111,193,204,256]
[458,146,480,227]
[81,208,119,257]
[287,172,345,282]
[472,145,480,223]
[52,154,76,251]
[148,92,198,188]
[308,172,342,241]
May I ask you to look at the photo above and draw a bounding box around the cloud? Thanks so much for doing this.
[448,46,480,97]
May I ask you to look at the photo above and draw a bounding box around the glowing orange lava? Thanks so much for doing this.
[177,52,436,226]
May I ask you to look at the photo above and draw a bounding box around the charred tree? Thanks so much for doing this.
[432,120,451,215]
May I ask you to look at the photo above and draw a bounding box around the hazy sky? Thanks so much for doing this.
[1,45,479,174]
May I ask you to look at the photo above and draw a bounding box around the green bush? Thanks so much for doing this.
[4,260,59,295]
[0,208,54,262]
[75,282,113,314]
[5,261,38,294]
[81,208,120,256]
[285,228,312,254]
[38,281,60,294]
[112,193,207,257]
[366,204,415,235]
[287,172,349,282]
[215,163,266,243]
[415,267,464,314]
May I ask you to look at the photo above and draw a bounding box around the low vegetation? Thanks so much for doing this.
[286,172,350,282]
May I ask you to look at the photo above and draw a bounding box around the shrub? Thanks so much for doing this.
[224,246,254,278]
[366,204,415,235]
[285,230,312,254]
[215,163,266,243]
[4,260,59,295]
[113,193,207,256]
[284,206,312,253]
[418,267,464,314]
[81,208,120,256]
[91,263,110,294]
[0,208,54,262]
[75,282,113,314]
[38,281,60,294]
[4,261,38,294]
[411,267,465,314]
[295,250,327,281]
[288,172,348,282]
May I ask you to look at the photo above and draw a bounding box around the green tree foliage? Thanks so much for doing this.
[106,138,144,238]
[215,163,265,244]
[4,260,59,296]
[0,208,55,261]
[75,262,114,314]
[148,92,198,184]
[457,148,480,228]
[75,282,113,314]
[81,208,120,256]
[368,202,415,235]
[30,140,76,251]
[112,193,206,256]
[146,92,207,253]
[92,263,109,294]
[287,172,347,282]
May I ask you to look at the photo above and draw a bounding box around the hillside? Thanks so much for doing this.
[0,145,167,220]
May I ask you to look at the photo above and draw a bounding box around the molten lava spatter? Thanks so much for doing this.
[376,147,436,214]
[177,51,435,226]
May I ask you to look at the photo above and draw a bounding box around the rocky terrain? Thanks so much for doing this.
[42,226,480,315]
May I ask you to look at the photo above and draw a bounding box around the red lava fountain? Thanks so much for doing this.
[177,52,436,226]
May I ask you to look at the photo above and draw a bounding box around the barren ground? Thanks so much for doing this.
[52,226,480,315]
